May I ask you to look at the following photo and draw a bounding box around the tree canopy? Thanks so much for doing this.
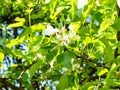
[0,0,120,90]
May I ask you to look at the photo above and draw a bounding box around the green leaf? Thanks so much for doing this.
[0,52,4,62]
[70,1,76,20]
[15,17,25,22]
[0,0,4,4]
[115,56,120,63]
[79,26,89,37]
[99,87,110,90]
[112,18,120,31]
[29,60,42,79]
[7,22,24,28]
[54,6,65,18]
[46,47,58,61]
[99,18,113,33]
[105,63,118,86]
[3,47,16,57]
[88,62,96,68]
[101,37,114,62]
[0,37,4,46]
[0,24,2,29]
[88,86,95,90]
[82,0,95,24]
[82,37,97,45]
[82,37,92,45]
[57,51,75,69]
[69,22,81,32]
[117,41,120,53]
[7,17,25,28]
[110,63,117,72]
[97,67,108,76]
[50,0,58,19]
[7,36,25,48]
[30,23,45,33]
[92,11,103,24]
[82,80,99,90]
[56,74,68,90]
[38,46,51,54]
[15,49,25,59]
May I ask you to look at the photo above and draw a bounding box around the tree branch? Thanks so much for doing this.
[76,55,109,69]
[0,78,23,90]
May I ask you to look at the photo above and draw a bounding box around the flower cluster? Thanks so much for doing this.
[42,25,59,36]
[42,25,80,46]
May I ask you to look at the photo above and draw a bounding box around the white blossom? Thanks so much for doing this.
[68,31,76,38]
[95,0,100,6]
[77,0,88,9]
[45,0,50,3]
[62,67,68,72]
[117,0,120,8]
[61,35,70,46]
[42,25,59,36]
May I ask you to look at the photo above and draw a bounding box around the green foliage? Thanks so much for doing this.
[57,51,75,69]
[0,0,120,89]
[56,74,69,90]
[97,67,108,76]
[112,18,120,31]
[29,60,43,79]
[0,51,4,62]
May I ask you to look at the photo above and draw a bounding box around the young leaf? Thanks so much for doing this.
[56,74,68,90]
[29,60,42,79]
[105,63,118,86]
[0,52,4,62]
[111,18,120,31]
[69,22,81,32]
[99,18,113,33]
[117,41,120,53]
[82,80,99,90]
[54,6,65,18]
[7,17,25,28]
[30,23,45,33]
[88,86,95,90]
[101,37,114,62]
[46,47,58,61]
[97,67,108,76]
[99,87,110,90]
[15,17,25,22]
[7,36,25,48]
[57,51,75,69]
[7,22,24,28]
